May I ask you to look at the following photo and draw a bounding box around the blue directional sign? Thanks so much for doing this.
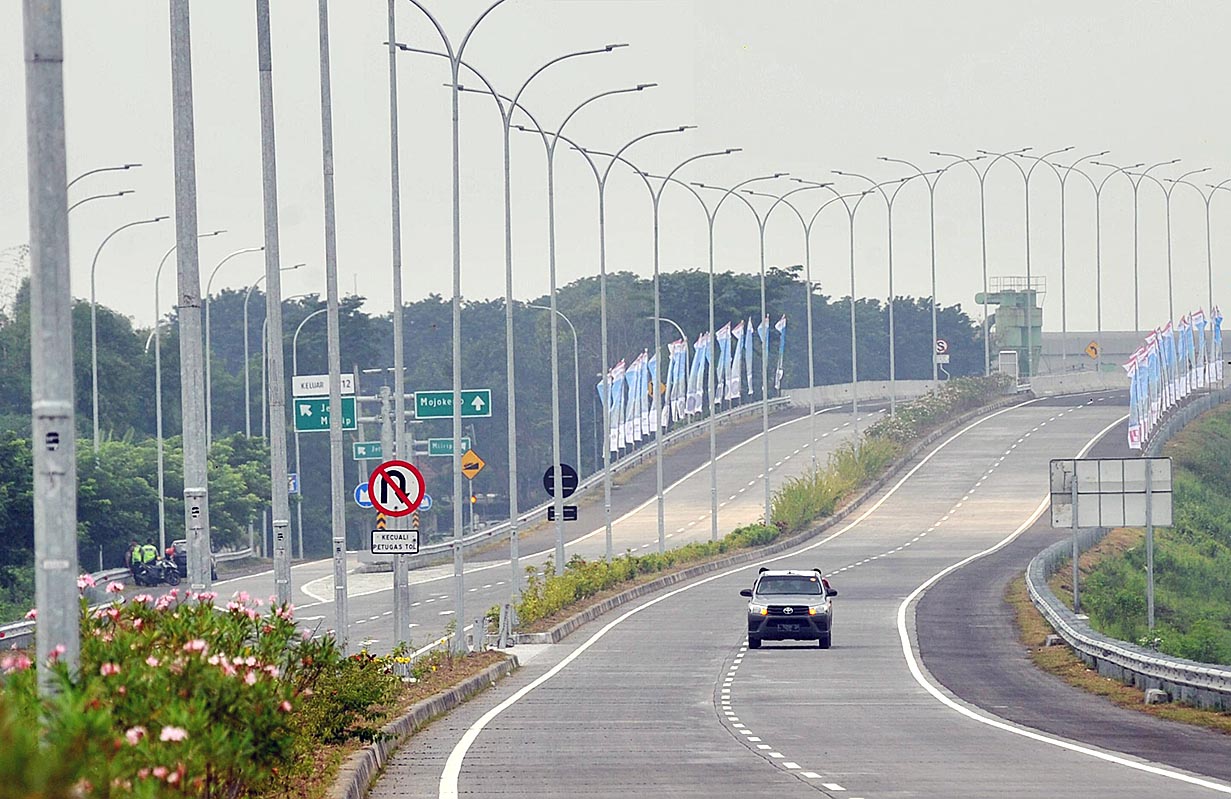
[420,493,433,512]
[354,483,372,508]
[288,473,300,495]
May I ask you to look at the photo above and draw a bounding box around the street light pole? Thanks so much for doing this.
[835,168,932,408]
[24,0,80,690]
[415,43,623,601]
[243,264,302,438]
[528,304,582,471]
[152,231,225,558]
[67,163,141,192]
[67,190,133,214]
[204,246,263,445]
[1092,158,1180,336]
[91,215,167,454]
[1132,167,1209,322]
[292,307,327,559]
[398,0,509,652]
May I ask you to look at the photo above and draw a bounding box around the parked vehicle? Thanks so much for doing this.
[134,558,181,587]
[170,539,218,581]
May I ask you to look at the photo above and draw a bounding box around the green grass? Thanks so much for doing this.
[1077,403,1231,665]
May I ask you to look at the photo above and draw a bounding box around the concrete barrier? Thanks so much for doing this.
[1027,370,1128,396]
[783,379,937,408]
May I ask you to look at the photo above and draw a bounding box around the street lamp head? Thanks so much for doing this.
[151,216,170,223]
[203,229,226,237]
[117,190,135,197]
[724,148,742,154]
[771,172,788,178]
[604,42,630,50]
[122,163,142,170]
[677,125,697,132]
[635,83,657,91]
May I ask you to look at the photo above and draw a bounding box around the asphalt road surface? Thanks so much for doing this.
[369,391,1231,799]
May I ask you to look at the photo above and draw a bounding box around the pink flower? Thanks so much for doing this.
[182,639,207,654]
[145,656,160,667]
[137,768,150,779]
[77,573,96,590]
[1,653,31,673]
[244,607,259,621]
[132,594,153,604]
[152,766,169,778]
[244,671,257,686]
[226,601,241,612]
[159,726,188,742]
[124,726,146,746]
[263,664,280,678]
[233,591,250,604]
[105,581,124,594]
[99,662,121,677]
[23,608,36,620]
[132,617,143,630]
[167,588,179,598]
[167,770,181,785]
[243,655,257,667]
[278,700,292,712]
[198,591,217,602]
[47,644,66,663]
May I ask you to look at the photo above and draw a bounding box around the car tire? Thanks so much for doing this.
[747,636,762,649]
[818,632,831,649]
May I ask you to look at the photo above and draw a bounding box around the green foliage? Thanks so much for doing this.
[865,374,1013,444]
[771,438,899,531]
[1078,403,1231,666]
[0,587,407,798]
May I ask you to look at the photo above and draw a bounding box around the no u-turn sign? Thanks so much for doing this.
[367,459,426,517]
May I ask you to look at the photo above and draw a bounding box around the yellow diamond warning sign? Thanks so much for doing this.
[460,449,485,479]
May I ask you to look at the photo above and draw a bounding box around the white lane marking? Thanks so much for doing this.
[893,414,1231,795]
[438,398,1040,799]
[784,762,800,769]
[748,736,761,741]
[769,752,784,759]
[757,744,772,750]
[802,772,822,779]
[822,784,845,791]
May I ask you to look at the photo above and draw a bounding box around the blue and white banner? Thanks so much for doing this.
[774,314,787,390]
[728,320,745,400]
[743,317,754,396]
[714,323,732,407]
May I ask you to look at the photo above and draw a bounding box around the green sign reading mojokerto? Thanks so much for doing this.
[415,389,492,419]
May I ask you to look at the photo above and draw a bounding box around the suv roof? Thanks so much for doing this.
[757,568,822,578]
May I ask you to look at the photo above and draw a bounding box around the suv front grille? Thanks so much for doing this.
[767,605,811,615]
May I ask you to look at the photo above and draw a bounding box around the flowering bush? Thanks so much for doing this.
[865,374,1012,444]
[0,587,358,798]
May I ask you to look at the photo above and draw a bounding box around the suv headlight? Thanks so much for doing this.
[808,603,828,616]
[749,602,768,616]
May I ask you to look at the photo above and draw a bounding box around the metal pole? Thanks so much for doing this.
[707,219,719,540]
[546,138,565,574]
[528,304,581,475]
[1145,459,1155,630]
[91,217,166,454]
[599,189,613,559]
[759,229,771,522]
[317,0,348,653]
[804,233,817,468]
[980,180,989,375]
[154,268,166,556]
[1071,474,1080,613]
[386,0,411,655]
[170,0,211,592]
[204,246,263,445]
[24,0,80,689]
[293,308,325,560]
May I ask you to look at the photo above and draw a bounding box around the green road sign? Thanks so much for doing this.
[293,396,357,432]
[352,441,383,461]
[415,389,492,419]
[427,437,472,457]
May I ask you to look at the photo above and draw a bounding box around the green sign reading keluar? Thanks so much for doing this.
[415,389,492,419]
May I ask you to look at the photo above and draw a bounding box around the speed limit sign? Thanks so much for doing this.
[367,459,426,517]
[935,339,949,355]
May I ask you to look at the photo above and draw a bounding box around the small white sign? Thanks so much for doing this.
[371,528,420,555]
[292,373,356,398]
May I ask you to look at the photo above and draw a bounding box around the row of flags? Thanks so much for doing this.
[598,315,788,453]
[1125,306,1224,450]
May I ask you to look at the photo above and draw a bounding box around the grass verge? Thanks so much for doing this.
[1006,575,1231,734]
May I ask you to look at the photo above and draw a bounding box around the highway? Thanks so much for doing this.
[211,401,881,651]
[367,391,1231,799]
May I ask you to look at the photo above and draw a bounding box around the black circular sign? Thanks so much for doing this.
[543,463,579,499]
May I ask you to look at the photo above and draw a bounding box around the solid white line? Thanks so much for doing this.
[437,398,1041,798]
[892,414,1231,795]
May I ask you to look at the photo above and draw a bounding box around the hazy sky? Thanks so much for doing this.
[3,1,1230,350]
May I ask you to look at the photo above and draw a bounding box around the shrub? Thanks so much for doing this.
[0,587,403,798]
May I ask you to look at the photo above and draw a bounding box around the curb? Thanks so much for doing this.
[325,654,519,799]
[516,392,1029,645]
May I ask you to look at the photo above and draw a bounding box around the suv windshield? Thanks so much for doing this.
[756,575,821,595]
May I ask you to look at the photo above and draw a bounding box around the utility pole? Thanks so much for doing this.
[318,0,348,652]
[24,0,81,692]
[255,0,292,604]
[170,0,212,592]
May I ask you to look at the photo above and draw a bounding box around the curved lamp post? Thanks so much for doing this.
[397,0,510,651]
[401,40,624,604]
[68,190,133,214]
[67,163,141,191]
[153,230,226,553]
[833,168,933,405]
[292,307,327,559]
[1091,158,1179,335]
[91,215,168,453]
[528,303,581,472]
[513,87,671,572]
[741,189,868,468]
[1130,167,1209,322]
[204,246,264,445]
[242,264,302,437]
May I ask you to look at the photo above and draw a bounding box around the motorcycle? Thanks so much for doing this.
[134,558,181,587]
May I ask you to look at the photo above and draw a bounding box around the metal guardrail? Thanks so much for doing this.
[1026,534,1231,711]
[1025,384,1231,711]
[375,397,792,569]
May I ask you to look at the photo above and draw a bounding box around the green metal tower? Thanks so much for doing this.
[975,276,1045,377]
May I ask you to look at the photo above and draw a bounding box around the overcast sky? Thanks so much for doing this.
[3,1,1230,349]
